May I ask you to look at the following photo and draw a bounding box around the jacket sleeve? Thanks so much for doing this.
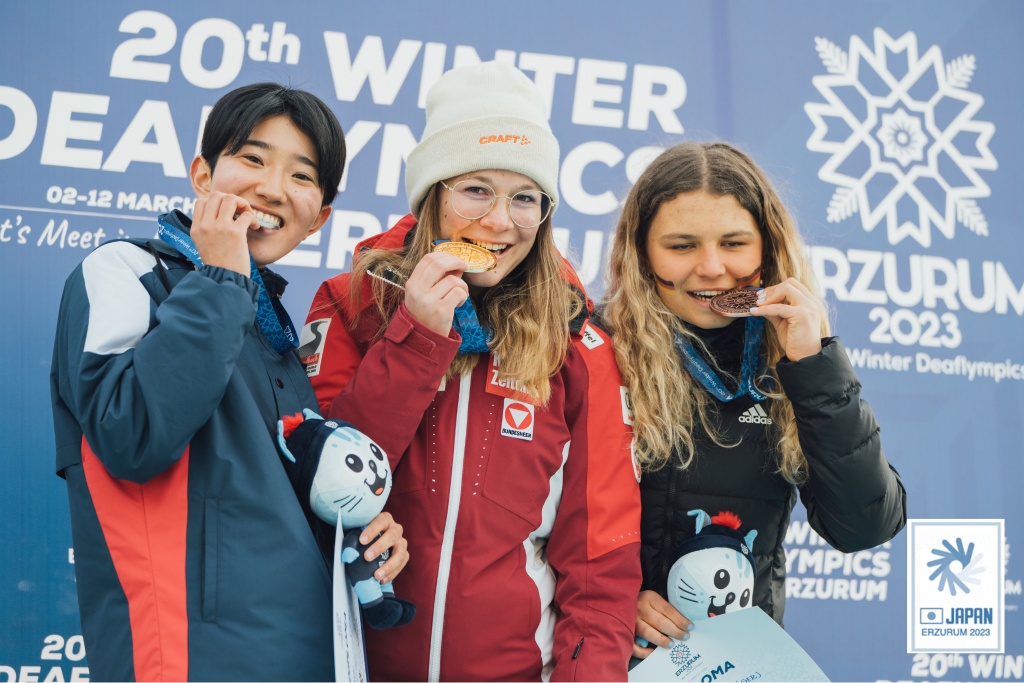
[778,336,907,552]
[304,276,460,464]
[52,241,258,483]
[546,328,642,681]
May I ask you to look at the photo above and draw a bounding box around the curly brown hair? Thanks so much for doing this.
[602,141,829,482]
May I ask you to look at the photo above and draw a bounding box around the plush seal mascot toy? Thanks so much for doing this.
[277,409,415,630]
[635,509,757,652]
[666,509,758,622]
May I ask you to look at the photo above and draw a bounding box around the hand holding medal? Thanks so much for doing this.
[190,191,255,276]
[403,244,472,337]
[743,277,825,362]
[430,240,497,353]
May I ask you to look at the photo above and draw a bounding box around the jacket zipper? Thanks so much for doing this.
[658,464,679,586]
[427,373,473,682]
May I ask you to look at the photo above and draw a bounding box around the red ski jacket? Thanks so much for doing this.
[302,215,641,681]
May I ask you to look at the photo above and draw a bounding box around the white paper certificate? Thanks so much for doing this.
[334,511,367,682]
[628,607,830,682]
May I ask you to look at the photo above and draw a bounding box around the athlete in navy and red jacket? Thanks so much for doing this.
[50,83,407,681]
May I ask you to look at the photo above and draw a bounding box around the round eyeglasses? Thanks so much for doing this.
[440,179,554,229]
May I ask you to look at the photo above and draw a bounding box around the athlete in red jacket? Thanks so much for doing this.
[301,62,641,681]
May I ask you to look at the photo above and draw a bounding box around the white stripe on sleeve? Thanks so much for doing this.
[82,242,158,356]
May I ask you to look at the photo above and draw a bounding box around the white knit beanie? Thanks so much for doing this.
[405,61,560,216]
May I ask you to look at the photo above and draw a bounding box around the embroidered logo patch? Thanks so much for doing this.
[580,324,605,349]
[630,438,641,483]
[620,386,634,425]
[298,318,331,377]
[486,354,533,403]
[500,398,534,441]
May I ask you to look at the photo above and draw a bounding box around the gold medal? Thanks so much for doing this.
[433,241,498,273]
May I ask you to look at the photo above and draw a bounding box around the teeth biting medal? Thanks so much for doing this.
[234,210,281,230]
[708,266,763,316]
[432,240,498,273]
[710,288,761,317]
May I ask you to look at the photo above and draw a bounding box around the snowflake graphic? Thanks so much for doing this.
[805,29,997,247]
[670,642,692,666]
[878,108,928,166]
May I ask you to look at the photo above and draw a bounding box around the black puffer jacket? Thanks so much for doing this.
[620,319,906,626]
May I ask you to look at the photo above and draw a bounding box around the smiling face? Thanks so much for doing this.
[190,114,332,267]
[645,190,763,329]
[437,169,542,290]
[667,546,755,622]
[309,424,393,529]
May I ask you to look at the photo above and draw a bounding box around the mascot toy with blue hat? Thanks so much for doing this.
[277,409,415,630]
[667,509,758,622]
[636,509,757,650]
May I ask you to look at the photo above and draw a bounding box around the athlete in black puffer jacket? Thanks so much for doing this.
[634,321,905,626]
[597,141,907,661]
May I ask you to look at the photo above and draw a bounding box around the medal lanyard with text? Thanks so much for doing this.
[673,316,768,403]
[157,216,299,355]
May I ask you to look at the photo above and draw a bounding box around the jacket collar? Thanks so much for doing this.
[156,210,287,294]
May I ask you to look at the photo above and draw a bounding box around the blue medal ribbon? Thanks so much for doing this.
[452,298,493,354]
[157,215,299,356]
[673,316,768,403]
[432,239,494,354]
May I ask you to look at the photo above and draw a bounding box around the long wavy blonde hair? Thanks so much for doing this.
[352,183,583,406]
[602,142,828,483]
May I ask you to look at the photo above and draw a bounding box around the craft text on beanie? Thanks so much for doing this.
[405,61,560,216]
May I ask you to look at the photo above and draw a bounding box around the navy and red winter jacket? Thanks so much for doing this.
[50,211,333,681]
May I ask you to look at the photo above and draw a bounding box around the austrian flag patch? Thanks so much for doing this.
[500,398,534,441]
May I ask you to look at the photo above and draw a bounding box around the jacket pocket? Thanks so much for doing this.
[552,636,583,681]
[481,429,567,530]
[201,498,218,622]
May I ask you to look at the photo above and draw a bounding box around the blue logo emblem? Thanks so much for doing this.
[927,537,983,596]
[669,643,691,667]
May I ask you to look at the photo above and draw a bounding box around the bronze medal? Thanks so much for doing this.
[433,241,498,272]
[709,289,760,317]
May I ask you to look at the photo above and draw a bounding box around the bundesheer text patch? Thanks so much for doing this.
[500,398,534,441]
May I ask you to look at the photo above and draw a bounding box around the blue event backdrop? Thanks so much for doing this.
[1,1,1021,681]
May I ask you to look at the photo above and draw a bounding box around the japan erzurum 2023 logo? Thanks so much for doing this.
[907,520,1004,654]
[805,29,997,248]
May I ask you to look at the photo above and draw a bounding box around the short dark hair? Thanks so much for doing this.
[200,83,346,207]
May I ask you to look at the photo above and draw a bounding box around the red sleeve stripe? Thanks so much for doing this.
[82,438,190,681]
